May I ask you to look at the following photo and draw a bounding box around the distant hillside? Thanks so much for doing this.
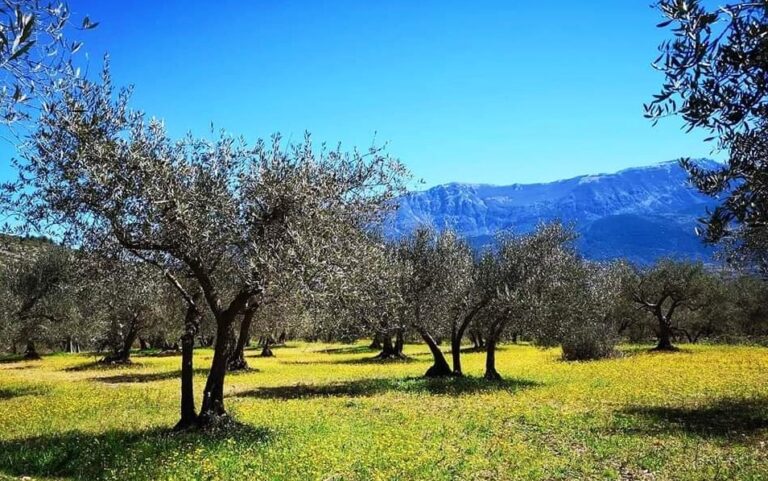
[0,233,56,267]
[386,160,721,264]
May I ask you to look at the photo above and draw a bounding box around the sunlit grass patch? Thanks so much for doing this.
[0,342,767,480]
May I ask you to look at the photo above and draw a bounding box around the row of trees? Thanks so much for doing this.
[5,219,768,380]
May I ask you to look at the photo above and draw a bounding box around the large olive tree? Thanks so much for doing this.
[9,68,407,428]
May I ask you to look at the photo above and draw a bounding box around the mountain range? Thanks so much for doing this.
[385,159,722,265]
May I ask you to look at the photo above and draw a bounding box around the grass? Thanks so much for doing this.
[0,342,767,480]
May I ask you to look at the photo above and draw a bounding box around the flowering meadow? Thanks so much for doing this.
[0,342,766,481]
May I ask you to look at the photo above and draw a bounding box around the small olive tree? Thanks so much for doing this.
[533,258,624,361]
[481,222,577,380]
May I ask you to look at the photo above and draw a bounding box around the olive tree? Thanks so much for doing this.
[395,227,454,377]
[9,68,407,428]
[533,258,624,361]
[630,260,711,350]
[0,245,80,358]
[442,239,498,376]
[90,258,168,364]
[481,223,576,380]
[648,1,768,274]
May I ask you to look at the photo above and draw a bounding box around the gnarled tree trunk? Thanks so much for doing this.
[418,328,452,377]
[260,335,274,357]
[102,317,139,364]
[198,316,234,426]
[655,316,675,350]
[376,329,406,359]
[24,341,41,360]
[228,308,255,371]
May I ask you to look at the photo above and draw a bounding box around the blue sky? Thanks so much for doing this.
[1,1,720,188]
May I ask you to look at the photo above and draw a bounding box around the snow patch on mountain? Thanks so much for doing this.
[385,159,722,264]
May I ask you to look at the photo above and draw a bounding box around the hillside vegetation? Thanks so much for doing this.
[0,342,766,481]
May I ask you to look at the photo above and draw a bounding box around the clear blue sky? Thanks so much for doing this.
[1,1,720,188]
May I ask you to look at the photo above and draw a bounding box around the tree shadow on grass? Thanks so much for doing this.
[0,424,271,481]
[89,367,211,384]
[280,355,418,366]
[90,366,260,384]
[0,385,49,401]
[64,360,145,372]
[0,355,33,364]
[234,376,538,400]
[313,345,378,355]
[617,397,768,441]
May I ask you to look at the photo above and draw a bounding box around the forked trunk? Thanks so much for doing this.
[369,333,382,350]
[103,317,139,364]
[199,317,234,426]
[376,334,398,359]
[228,309,255,371]
[451,309,480,376]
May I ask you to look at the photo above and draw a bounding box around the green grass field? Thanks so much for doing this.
[0,342,767,480]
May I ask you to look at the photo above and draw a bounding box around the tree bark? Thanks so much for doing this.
[228,309,255,371]
[394,328,405,356]
[369,333,382,349]
[451,333,463,376]
[260,336,274,357]
[655,316,676,350]
[139,337,150,351]
[484,336,501,381]
[102,319,138,364]
[450,305,485,376]
[199,316,234,426]
[418,328,452,377]
[175,302,201,431]
[23,341,41,360]
[376,333,399,359]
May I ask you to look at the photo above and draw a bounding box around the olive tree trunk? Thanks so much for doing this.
[175,302,202,431]
[198,315,235,426]
[484,336,501,381]
[655,316,675,350]
[23,341,41,360]
[418,328,452,377]
[228,309,255,371]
